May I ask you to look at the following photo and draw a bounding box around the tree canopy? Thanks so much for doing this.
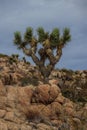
[14,27,71,80]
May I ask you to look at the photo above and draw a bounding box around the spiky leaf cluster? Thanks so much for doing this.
[37,27,47,42]
[50,28,60,47]
[63,28,71,44]
[24,27,33,42]
[14,32,22,45]
[14,27,71,50]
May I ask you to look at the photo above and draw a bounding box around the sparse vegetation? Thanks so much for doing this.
[20,76,39,86]
[0,53,8,58]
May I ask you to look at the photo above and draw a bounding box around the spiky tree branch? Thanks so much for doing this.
[14,27,71,80]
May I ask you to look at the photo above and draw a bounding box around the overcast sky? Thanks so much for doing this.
[0,0,87,70]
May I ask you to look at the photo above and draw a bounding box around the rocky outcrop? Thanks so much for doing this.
[0,55,87,103]
[0,55,41,86]
[0,80,87,130]
[50,69,87,102]
[0,54,87,129]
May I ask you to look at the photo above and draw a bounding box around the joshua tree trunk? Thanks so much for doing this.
[22,44,63,80]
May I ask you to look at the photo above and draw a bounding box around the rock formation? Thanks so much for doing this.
[0,54,87,130]
[0,80,87,130]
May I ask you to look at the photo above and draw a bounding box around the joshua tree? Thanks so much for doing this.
[14,27,71,80]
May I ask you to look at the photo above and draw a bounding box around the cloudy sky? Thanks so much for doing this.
[0,0,87,70]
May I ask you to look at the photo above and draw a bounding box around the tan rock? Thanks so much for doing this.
[42,105,52,118]
[55,93,65,104]
[0,122,8,130]
[37,123,52,130]
[51,102,62,116]
[5,112,23,125]
[49,79,59,85]
[36,104,45,112]
[21,125,32,130]
[6,86,18,108]
[72,118,81,124]
[63,100,74,109]
[34,84,60,104]
[0,110,6,118]
[84,103,87,109]
[17,86,33,106]
[63,107,76,117]
[0,80,3,86]
[4,112,15,122]
[0,96,7,109]
[51,119,62,127]
[49,84,60,102]
[22,105,41,122]
[7,122,20,130]
[0,81,6,96]
[34,84,50,104]
[81,107,87,120]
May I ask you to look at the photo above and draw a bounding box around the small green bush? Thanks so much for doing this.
[20,76,39,86]
[0,53,8,58]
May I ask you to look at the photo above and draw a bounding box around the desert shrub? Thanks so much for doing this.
[63,90,75,99]
[0,53,8,58]
[8,54,19,64]
[61,68,73,76]
[20,76,39,86]
[23,106,41,122]
[26,61,30,65]
[0,67,3,72]
[8,57,17,64]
